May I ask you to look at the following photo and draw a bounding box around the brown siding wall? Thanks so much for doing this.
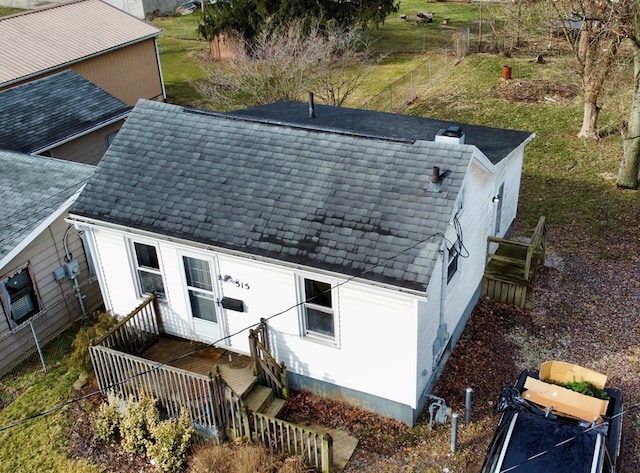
[48,120,125,165]
[72,39,163,106]
[0,212,103,377]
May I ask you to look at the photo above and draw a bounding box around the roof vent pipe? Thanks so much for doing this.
[308,92,316,118]
[431,166,442,184]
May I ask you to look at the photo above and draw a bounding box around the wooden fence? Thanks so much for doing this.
[250,411,333,471]
[249,322,289,400]
[90,344,229,435]
[93,294,162,354]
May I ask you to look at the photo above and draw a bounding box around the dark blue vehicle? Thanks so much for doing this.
[481,369,623,473]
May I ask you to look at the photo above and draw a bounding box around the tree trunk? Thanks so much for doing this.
[617,49,640,189]
[577,32,619,139]
[578,95,600,139]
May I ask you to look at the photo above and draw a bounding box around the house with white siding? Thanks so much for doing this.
[0,151,101,376]
[67,99,534,424]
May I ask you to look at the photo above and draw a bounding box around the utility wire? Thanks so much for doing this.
[0,230,445,432]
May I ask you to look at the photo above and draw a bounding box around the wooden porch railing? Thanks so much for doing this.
[93,294,163,354]
[89,344,230,434]
[223,396,332,472]
[249,410,333,472]
[249,322,289,400]
[485,216,547,284]
[483,216,547,308]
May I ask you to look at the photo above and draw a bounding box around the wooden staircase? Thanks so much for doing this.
[243,383,288,418]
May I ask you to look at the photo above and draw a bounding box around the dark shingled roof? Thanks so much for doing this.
[0,150,95,264]
[0,70,130,154]
[71,99,531,292]
[227,100,533,165]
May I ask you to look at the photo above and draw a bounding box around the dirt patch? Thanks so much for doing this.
[494,78,578,104]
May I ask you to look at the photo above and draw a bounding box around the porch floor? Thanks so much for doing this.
[141,335,257,397]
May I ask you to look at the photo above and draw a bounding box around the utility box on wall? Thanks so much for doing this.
[64,259,80,279]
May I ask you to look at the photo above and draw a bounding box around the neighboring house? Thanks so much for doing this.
[68,99,534,424]
[0,70,131,165]
[0,151,102,377]
[0,0,165,106]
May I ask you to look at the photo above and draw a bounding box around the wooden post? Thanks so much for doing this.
[151,292,164,335]
[241,403,252,442]
[280,362,289,400]
[321,432,333,473]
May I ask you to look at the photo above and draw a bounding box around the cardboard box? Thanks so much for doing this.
[540,360,607,390]
[521,361,609,422]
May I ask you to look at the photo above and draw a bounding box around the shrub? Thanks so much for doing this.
[189,443,307,473]
[94,399,121,442]
[69,312,119,373]
[147,410,195,472]
[120,396,159,454]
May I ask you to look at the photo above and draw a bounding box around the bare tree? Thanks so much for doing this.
[196,21,371,109]
[551,0,622,139]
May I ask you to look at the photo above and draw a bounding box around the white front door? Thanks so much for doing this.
[182,255,224,343]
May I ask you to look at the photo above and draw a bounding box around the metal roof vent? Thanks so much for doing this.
[427,166,443,193]
[435,125,465,144]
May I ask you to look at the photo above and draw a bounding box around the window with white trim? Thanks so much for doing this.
[131,241,165,297]
[447,242,459,284]
[300,277,336,341]
[0,265,41,328]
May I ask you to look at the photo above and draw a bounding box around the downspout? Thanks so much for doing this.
[434,242,450,368]
[154,39,167,101]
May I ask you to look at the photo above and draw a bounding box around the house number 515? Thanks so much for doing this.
[219,274,250,290]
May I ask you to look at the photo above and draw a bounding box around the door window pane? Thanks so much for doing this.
[183,256,218,324]
[189,291,217,322]
[183,256,213,291]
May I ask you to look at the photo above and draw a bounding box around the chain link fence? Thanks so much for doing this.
[0,276,101,410]
[360,49,461,113]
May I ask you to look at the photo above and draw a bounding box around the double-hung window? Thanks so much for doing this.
[301,278,336,341]
[0,265,41,328]
[132,241,165,297]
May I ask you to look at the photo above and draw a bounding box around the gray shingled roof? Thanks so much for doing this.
[228,101,533,165]
[0,151,95,264]
[71,100,527,292]
[0,70,130,154]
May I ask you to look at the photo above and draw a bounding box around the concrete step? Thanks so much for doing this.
[244,384,272,412]
[261,397,287,418]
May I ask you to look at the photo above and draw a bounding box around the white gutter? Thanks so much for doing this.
[31,112,130,155]
[65,214,430,300]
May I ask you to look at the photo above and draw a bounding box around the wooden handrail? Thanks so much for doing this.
[92,294,161,351]
[486,216,547,282]
[249,323,289,400]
